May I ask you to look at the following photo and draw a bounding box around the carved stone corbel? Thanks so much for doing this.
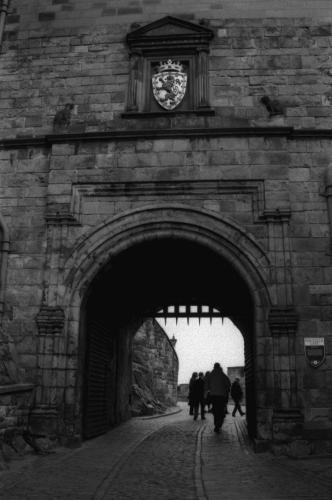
[36,306,65,336]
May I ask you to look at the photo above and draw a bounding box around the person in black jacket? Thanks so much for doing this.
[206,363,231,432]
[204,371,212,412]
[230,378,245,417]
[192,372,206,420]
[188,372,198,415]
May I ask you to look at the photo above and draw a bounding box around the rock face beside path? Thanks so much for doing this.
[131,319,178,416]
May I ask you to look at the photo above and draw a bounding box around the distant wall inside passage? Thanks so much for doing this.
[132,318,179,415]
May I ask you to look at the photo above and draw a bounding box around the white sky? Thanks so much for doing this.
[156,317,244,384]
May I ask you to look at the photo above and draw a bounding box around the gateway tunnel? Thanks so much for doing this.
[80,237,256,440]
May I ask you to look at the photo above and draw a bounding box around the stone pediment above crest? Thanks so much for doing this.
[127,16,213,51]
[144,23,197,37]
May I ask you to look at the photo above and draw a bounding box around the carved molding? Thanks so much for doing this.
[70,180,266,223]
[45,212,80,226]
[126,16,213,52]
[36,306,65,336]
[259,209,291,223]
[268,306,298,335]
[2,127,332,149]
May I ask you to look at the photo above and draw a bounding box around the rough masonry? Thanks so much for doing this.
[132,318,178,415]
[0,0,331,454]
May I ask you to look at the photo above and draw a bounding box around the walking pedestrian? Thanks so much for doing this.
[192,372,205,420]
[204,371,212,412]
[206,362,231,433]
[231,377,245,417]
[188,372,198,415]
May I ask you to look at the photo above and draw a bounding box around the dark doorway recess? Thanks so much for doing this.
[81,238,256,439]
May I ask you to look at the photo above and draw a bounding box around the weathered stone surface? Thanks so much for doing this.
[0,0,331,453]
[131,319,178,416]
[0,427,35,471]
[35,306,65,336]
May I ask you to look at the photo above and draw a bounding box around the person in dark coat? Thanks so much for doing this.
[231,377,245,417]
[192,372,205,420]
[206,363,231,433]
[204,371,212,412]
[188,372,198,415]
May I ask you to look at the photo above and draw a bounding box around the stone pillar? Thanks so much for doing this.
[260,209,303,443]
[260,209,293,305]
[0,214,9,319]
[127,51,141,112]
[268,307,303,443]
[325,164,332,249]
[0,217,26,389]
[31,305,66,437]
[30,212,79,438]
[197,48,209,109]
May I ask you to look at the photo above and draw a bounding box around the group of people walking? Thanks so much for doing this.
[188,363,245,433]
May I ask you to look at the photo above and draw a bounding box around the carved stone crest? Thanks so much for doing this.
[152,60,187,111]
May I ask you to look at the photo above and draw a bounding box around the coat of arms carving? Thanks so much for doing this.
[152,60,187,111]
[304,338,325,368]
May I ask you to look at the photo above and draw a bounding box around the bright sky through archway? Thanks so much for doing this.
[156,317,244,384]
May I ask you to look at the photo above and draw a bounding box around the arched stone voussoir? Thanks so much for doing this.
[63,204,272,308]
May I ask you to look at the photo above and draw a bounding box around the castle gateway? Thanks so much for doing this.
[0,1,332,452]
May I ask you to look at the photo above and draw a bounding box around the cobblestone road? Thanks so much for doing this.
[1,404,332,499]
[200,416,332,500]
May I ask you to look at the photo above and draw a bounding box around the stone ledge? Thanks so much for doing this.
[122,109,215,118]
[0,383,34,395]
[2,127,332,149]
[45,212,80,226]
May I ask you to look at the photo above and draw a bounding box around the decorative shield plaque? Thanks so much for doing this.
[152,59,187,111]
[304,338,325,368]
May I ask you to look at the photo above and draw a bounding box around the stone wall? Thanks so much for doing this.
[177,384,189,402]
[131,318,178,415]
[0,0,331,448]
[1,1,332,136]
[227,366,245,386]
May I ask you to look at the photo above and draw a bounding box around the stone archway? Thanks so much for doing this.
[62,205,273,441]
